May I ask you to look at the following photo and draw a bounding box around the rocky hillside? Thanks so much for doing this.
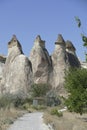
[0,34,80,97]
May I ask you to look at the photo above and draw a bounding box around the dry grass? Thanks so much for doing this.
[44,107,87,130]
[0,108,25,130]
[1,104,87,130]
[0,105,46,130]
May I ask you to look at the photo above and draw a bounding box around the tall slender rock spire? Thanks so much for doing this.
[0,35,33,96]
[50,34,67,96]
[29,35,52,84]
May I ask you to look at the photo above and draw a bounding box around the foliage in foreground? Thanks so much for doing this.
[65,68,87,115]
[30,83,51,97]
[0,93,33,109]
[75,16,87,61]
[50,108,63,117]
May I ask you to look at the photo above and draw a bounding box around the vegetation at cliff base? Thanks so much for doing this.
[30,83,51,97]
[65,68,87,115]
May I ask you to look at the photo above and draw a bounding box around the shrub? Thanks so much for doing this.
[12,96,25,108]
[65,68,87,115]
[30,83,51,97]
[31,105,47,110]
[0,94,29,109]
[0,94,13,109]
[22,103,30,110]
[46,89,61,106]
[50,108,63,117]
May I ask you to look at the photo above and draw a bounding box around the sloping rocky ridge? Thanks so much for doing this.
[0,34,80,97]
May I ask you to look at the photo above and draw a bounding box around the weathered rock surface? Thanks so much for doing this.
[29,35,52,84]
[51,34,67,95]
[0,35,33,96]
[50,35,80,95]
[0,34,80,96]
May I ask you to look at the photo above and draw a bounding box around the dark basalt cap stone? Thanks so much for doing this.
[8,35,22,49]
[66,40,76,51]
[35,35,41,42]
[35,35,45,43]
[55,34,65,45]
[34,35,45,48]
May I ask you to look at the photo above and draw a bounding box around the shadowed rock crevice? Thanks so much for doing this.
[66,40,80,67]
[67,53,80,67]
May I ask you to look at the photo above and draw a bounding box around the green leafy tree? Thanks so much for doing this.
[75,16,87,61]
[30,83,50,97]
[65,68,87,115]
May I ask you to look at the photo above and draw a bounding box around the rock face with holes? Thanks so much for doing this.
[29,35,52,84]
[0,35,33,97]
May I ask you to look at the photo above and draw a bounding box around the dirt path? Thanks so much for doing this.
[7,112,50,130]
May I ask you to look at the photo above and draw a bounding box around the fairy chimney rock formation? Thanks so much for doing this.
[51,34,67,95]
[0,34,81,97]
[52,34,66,67]
[29,35,52,84]
[0,35,33,96]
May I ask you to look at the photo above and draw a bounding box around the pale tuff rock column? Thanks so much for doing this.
[29,35,52,84]
[51,34,67,96]
[1,35,33,97]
